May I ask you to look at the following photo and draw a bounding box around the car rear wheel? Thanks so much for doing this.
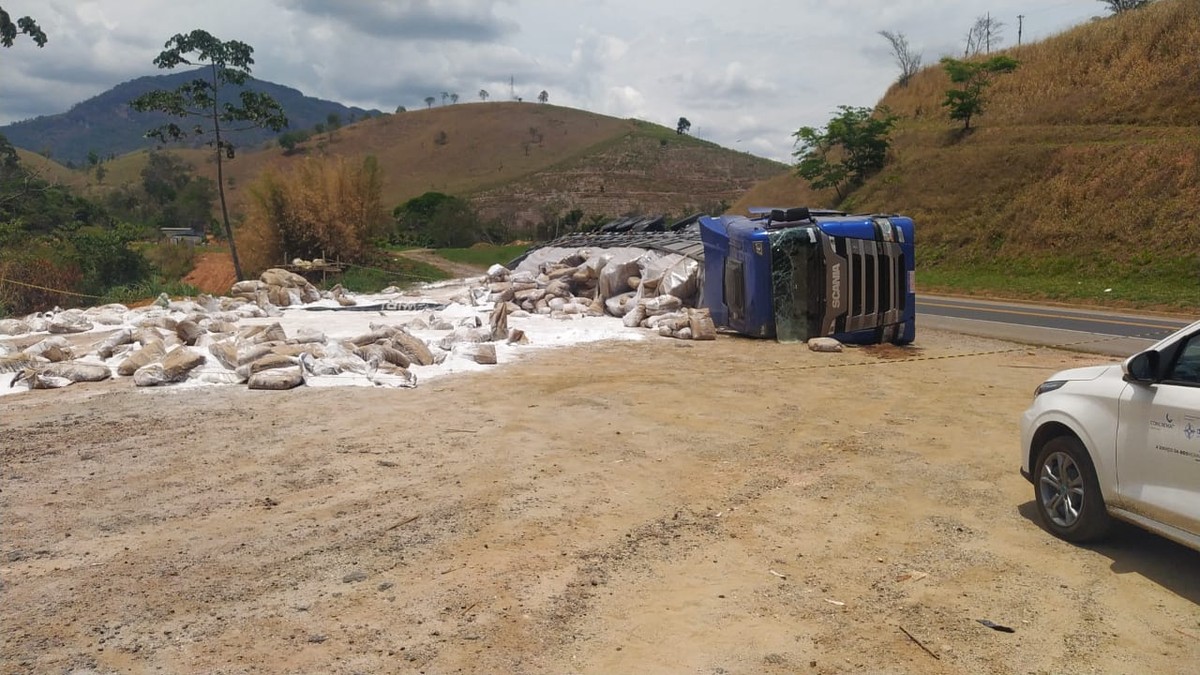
[1034,435,1111,543]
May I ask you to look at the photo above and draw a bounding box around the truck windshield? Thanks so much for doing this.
[768,228,822,342]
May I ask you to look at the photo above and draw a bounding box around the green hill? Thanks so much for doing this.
[735,0,1200,309]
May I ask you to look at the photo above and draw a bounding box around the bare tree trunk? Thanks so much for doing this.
[211,63,245,282]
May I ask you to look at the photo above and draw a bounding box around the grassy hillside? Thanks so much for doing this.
[740,0,1200,309]
[13,149,81,188]
[85,102,785,233]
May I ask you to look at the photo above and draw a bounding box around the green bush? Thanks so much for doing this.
[102,278,200,305]
[143,240,197,281]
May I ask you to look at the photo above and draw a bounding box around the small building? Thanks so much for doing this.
[160,227,204,245]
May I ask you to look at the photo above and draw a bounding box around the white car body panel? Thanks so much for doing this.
[1020,319,1200,551]
[1116,348,1200,535]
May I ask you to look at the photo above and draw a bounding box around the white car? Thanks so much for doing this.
[1020,319,1200,551]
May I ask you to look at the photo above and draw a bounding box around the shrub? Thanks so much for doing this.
[143,240,197,281]
[241,155,388,276]
[0,251,85,316]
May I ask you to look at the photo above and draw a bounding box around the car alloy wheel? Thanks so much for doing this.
[1033,435,1110,543]
[1039,450,1084,528]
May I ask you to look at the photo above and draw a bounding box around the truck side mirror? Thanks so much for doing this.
[1122,351,1159,383]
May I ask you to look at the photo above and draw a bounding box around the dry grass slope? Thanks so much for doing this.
[884,0,1200,126]
[66,102,784,232]
[13,149,82,189]
[740,0,1200,305]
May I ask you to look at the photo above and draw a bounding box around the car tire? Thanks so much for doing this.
[1033,435,1111,543]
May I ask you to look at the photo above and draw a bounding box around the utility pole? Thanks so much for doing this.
[510,75,515,101]
[1018,14,1024,46]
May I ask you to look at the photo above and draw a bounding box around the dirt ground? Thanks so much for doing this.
[2,329,1199,674]
[182,252,238,296]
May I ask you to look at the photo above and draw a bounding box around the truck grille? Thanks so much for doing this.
[833,238,906,333]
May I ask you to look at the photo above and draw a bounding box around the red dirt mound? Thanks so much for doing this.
[183,251,237,295]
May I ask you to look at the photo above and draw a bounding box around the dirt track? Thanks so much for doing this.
[2,329,1198,674]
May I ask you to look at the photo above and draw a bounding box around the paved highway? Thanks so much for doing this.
[917,295,1197,357]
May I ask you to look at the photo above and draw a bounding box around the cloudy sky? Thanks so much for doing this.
[3,0,1105,161]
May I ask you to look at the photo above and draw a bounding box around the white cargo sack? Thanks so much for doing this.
[808,337,844,353]
[248,366,305,390]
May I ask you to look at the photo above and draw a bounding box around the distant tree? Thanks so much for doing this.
[878,30,923,86]
[314,122,326,137]
[0,6,46,48]
[171,177,217,232]
[87,150,100,168]
[395,105,407,113]
[278,131,297,153]
[141,152,193,205]
[792,105,898,201]
[277,129,311,154]
[94,164,107,185]
[479,89,489,101]
[424,96,435,108]
[136,151,215,231]
[392,191,491,248]
[538,90,549,104]
[676,117,692,135]
[964,14,1005,56]
[326,112,341,142]
[450,92,459,104]
[940,55,1020,131]
[129,29,288,281]
[434,130,448,146]
[1098,0,1151,12]
[441,91,449,106]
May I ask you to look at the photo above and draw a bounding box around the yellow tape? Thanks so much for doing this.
[780,332,1146,371]
[0,276,106,299]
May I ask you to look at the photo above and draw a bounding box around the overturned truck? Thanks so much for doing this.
[511,207,915,345]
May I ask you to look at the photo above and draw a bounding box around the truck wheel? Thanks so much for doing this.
[1033,436,1111,543]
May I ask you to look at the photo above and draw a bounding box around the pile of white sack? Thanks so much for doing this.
[484,246,716,341]
[6,242,844,395]
[229,267,358,308]
[1,257,675,393]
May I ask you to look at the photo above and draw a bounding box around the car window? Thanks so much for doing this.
[1166,334,1200,384]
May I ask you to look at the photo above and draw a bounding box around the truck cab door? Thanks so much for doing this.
[1115,332,1200,537]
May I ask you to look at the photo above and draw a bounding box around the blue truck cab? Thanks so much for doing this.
[699,207,915,344]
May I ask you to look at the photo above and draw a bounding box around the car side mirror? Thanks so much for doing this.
[1122,351,1159,383]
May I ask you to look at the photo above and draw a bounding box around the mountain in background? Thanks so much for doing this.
[0,69,381,165]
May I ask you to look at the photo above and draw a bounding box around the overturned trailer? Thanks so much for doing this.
[510,208,915,345]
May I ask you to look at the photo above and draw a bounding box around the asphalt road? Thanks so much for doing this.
[917,295,1197,357]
